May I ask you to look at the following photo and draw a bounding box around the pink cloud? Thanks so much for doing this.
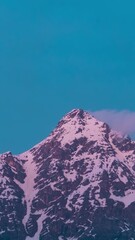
[92,110,135,135]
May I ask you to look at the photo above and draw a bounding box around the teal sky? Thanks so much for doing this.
[0,1,135,153]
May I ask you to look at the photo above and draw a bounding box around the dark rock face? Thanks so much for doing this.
[0,152,26,240]
[1,109,135,239]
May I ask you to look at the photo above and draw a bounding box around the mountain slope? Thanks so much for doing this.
[1,109,135,239]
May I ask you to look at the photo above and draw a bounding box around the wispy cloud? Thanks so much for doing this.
[91,110,135,135]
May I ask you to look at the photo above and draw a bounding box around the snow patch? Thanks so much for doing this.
[63,169,77,182]
[110,189,135,208]
[18,152,38,228]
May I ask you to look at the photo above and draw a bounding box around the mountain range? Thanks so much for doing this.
[1,109,135,240]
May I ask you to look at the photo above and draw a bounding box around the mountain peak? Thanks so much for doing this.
[43,108,112,152]
[64,108,91,120]
[20,108,107,155]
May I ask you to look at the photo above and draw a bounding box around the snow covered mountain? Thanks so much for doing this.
[1,109,135,239]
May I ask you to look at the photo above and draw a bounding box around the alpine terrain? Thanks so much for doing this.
[1,109,135,240]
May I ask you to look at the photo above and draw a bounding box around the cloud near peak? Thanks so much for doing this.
[91,110,135,136]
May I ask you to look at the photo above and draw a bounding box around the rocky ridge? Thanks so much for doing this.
[0,109,135,239]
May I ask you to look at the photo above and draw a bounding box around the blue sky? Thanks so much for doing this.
[0,0,135,153]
